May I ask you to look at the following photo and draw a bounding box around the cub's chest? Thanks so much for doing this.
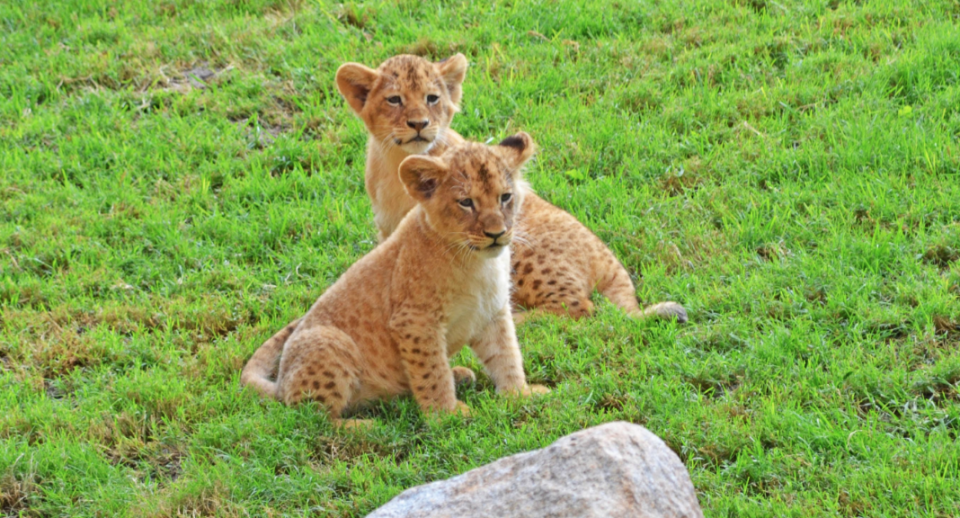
[444,254,511,344]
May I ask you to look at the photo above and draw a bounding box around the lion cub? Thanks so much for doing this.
[336,53,467,241]
[336,54,687,323]
[241,134,547,422]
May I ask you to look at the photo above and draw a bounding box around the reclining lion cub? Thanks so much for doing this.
[241,135,548,423]
[335,54,687,323]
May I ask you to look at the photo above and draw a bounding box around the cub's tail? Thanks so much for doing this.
[597,262,688,323]
[240,318,303,398]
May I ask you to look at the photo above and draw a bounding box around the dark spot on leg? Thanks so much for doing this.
[325,381,336,389]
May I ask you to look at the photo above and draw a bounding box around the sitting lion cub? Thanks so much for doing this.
[335,54,687,323]
[241,134,548,422]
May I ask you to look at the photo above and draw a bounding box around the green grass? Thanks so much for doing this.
[2,0,959,515]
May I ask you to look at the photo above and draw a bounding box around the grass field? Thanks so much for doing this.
[2,0,960,515]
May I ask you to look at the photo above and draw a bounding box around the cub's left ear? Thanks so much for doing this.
[436,53,468,107]
[399,155,447,203]
[497,132,536,169]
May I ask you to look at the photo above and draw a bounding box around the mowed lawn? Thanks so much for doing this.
[2,0,959,515]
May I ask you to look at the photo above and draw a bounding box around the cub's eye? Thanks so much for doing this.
[500,193,513,204]
[458,198,474,209]
[426,94,440,105]
[386,96,402,106]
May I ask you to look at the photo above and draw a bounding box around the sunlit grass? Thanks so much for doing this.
[1,0,959,516]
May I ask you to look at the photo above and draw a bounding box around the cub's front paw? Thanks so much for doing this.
[522,384,550,396]
[453,400,471,416]
[503,384,551,397]
[426,400,471,420]
[333,418,375,431]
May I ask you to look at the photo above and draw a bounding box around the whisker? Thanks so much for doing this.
[455,242,472,269]
[511,234,532,247]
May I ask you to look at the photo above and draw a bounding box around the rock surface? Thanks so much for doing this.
[367,421,703,518]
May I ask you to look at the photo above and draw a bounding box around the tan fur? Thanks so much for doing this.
[240,136,548,423]
[336,55,687,323]
[509,193,687,323]
[336,54,467,241]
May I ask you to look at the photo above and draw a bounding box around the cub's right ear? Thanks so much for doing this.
[399,156,447,203]
[497,131,536,169]
[335,63,379,115]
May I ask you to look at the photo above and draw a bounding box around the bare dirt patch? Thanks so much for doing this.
[153,63,235,94]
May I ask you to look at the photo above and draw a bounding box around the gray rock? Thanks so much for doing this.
[367,421,703,518]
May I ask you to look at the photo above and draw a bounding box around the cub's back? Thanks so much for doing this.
[303,225,407,345]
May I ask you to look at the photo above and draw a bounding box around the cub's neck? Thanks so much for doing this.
[364,130,464,240]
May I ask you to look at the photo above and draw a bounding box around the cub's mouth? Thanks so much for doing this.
[468,242,508,252]
[394,135,433,146]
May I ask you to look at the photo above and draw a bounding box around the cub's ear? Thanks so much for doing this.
[497,132,535,169]
[399,156,447,203]
[335,63,379,115]
[436,53,468,107]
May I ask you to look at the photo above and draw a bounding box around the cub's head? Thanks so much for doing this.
[398,132,535,258]
[336,54,468,155]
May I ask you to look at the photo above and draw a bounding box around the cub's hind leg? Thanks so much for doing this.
[511,261,595,323]
[510,239,599,323]
[276,326,364,423]
[452,366,477,386]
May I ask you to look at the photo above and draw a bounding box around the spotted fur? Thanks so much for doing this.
[240,135,549,424]
[336,54,687,324]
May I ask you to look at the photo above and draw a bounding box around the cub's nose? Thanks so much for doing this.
[484,230,506,240]
[406,120,429,131]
